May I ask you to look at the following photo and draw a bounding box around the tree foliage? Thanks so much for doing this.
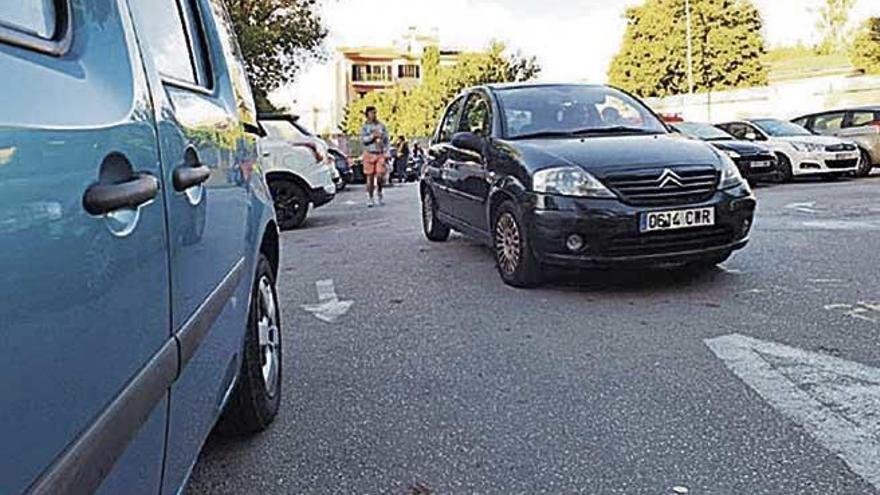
[341,42,541,137]
[608,0,768,97]
[850,17,880,74]
[224,0,327,110]
[816,0,857,55]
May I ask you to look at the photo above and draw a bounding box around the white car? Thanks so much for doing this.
[716,118,860,182]
[259,114,336,229]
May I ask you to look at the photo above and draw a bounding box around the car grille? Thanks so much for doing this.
[603,226,735,258]
[604,166,719,206]
[826,143,857,152]
[826,158,858,169]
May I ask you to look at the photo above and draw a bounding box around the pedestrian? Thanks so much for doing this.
[394,136,410,184]
[412,142,426,176]
[360,106,390,207]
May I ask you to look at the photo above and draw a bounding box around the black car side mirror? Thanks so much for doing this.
[451,132,485,154]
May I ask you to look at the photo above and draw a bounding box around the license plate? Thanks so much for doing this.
[835,153,854,160]
[640,207,715,233]
[750,160,772,169]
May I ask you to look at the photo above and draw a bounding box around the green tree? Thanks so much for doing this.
[341,42,542,137]
[608,0,768,97]
[224,0,327,111]
[850,17,880,74]
[816,0,857,55]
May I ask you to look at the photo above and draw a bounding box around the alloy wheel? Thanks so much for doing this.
[495,212,521,275]
[422,193,434,231]
[256,276,280,397]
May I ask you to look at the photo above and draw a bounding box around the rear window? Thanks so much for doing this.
[0,1,57,39]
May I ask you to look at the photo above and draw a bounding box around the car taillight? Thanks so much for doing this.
[296,142,323,163]
[868,120,880,128]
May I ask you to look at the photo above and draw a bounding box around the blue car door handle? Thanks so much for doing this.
[173,164,211,192]
[83,174,159,215]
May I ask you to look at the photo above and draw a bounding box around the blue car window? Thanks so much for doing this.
[134,0,198,84]
[0,1,57,39]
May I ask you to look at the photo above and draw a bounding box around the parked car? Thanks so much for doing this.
[672,122,780,183]
[0,1,283,494]
[420,83,756,287]
[259,114,336,229]
[716,119,860,182]
[792,107,880,177]
[328,147,354,188]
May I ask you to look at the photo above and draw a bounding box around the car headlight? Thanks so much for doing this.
[790,141,824,153]
[719,153,746,190]
[533,166,616,198]
[722,149,741,159]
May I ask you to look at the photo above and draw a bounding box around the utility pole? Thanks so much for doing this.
[685,0,694,95]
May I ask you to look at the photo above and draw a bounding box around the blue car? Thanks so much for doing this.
[0,1,283,494]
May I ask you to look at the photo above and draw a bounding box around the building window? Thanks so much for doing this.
[352,64,393,83]
[398,64,420,79]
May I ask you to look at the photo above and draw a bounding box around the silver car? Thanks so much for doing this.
[793,107,880,177]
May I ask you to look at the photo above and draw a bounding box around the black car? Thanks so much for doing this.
[328,147,354,189]
[672,122,779,183]
[420,83,756,287]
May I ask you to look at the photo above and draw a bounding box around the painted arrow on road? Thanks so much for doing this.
[706,334,880,489]
[301,279,353,323]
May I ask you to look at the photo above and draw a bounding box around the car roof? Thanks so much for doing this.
[793,106,880,120]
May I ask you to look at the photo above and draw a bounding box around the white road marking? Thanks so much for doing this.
[801,220,880,231]
[785,201,818,214]
[824,302,880,324]
[706,333,880,489]
[301,279,353,323]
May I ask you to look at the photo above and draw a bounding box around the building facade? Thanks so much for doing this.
[332,28,460,129]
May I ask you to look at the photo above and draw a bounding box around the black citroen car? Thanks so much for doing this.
[420,83,756,287]
[672,122,780,183]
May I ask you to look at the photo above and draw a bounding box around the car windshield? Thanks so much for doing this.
[752,118,812,137]
[261,120,307,142]
[496,85,667,139]
[675,122,734,141]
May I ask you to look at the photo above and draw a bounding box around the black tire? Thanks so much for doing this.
[776,153,794,183]
[492,201,542,288]
[422,188,450,242]
[270,180,309,230]
[217,254,282,435]
[687,250,733,270]
[857,149,873,177]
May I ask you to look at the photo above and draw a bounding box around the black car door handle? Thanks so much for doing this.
[173,165,211,192]
[83,174,159,215]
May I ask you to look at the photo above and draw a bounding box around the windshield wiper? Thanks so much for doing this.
[511,126,660,140]
[571,126,661,136]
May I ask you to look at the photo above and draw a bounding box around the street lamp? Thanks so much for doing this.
[686,0,694,94]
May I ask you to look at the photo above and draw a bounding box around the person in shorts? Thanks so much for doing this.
[360,106,390,207]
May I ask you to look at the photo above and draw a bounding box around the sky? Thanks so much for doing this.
[275,0,880,132]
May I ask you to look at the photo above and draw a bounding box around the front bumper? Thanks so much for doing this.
[525,185,756,268]
[310,186,336,208]
[734,155,780,182]
[791,150,859,175]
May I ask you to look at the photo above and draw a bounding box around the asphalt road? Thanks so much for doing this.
[188,175,880,494]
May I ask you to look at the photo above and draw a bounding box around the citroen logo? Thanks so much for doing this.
[657,169,684,189]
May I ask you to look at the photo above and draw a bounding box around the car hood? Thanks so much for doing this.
[709,140,772,156]
[503,134,722,178]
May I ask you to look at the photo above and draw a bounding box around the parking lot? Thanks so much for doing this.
[188,175,880,494]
